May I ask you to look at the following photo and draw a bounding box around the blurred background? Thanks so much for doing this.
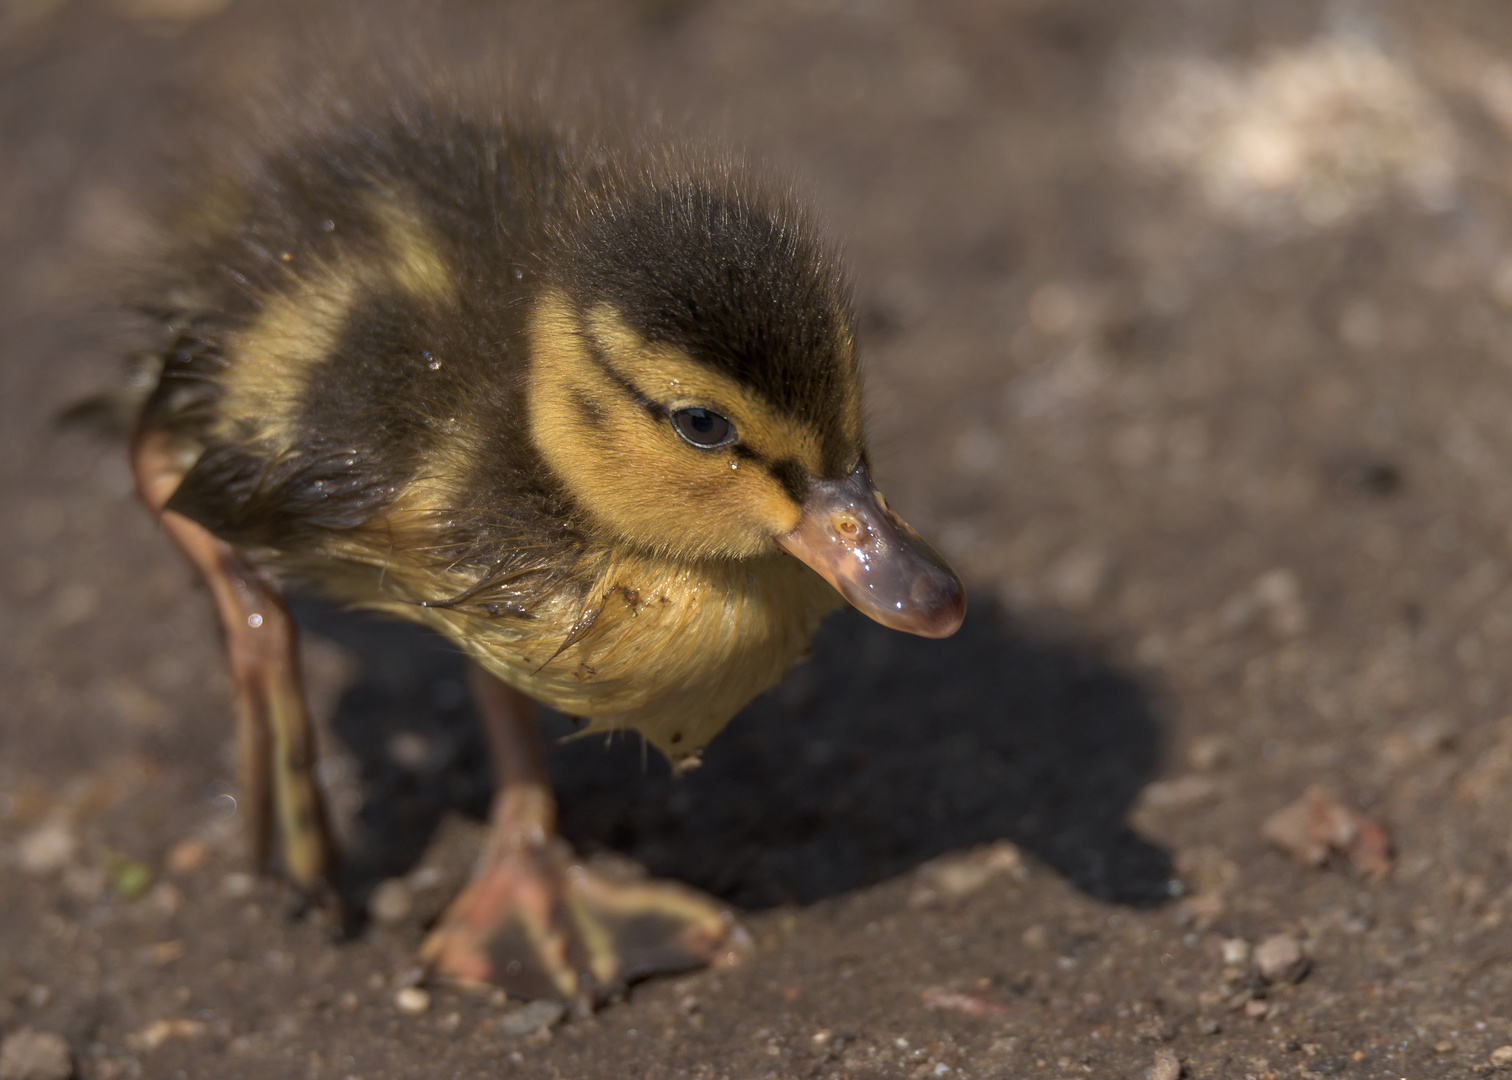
[4,1,1512,1078]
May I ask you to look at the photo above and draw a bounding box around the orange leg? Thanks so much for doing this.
[132,427,337,903]
[420,667,747,1010]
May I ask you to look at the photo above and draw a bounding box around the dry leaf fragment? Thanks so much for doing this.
[920,986,1009,1017]
[1261,786,1391,879]
[147,940,186,966]
[126,1019,204,1051]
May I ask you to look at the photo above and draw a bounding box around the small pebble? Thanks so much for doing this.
[915,841,1025,902]
[1134,1018,1175,1043]
[59,866,104,903]
[0,1028,73,1080]
[165,838,208,874]
[394,987,431,1015]
[1491,1045,1512,1068]
[1243,1000,1271,1019]
[497,1000,566,1037]
[145,882,183,918]
[1149,1047,1182,1080]
[1047,545,1111,610]
[1174,893,1224,929]
[1254,933,1309,984]
[1188,735,1229,772]
[387,731,432,771]
[1220,938,1250,966]
[16,820,76,876]
[221,872,255,899]
[1254,568,1309,637]
[368,878,413,925]
[1139,776,1219,812]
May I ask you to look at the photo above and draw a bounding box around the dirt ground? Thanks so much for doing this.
[6,0,1512,1077]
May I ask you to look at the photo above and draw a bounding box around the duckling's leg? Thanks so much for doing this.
[131,428,338,904]
[419,667,745,1008]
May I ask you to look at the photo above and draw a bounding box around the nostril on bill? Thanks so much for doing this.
[831,512,867,547]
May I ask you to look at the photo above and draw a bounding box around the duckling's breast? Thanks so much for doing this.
[511,549,843,760]
[361,545,843,763]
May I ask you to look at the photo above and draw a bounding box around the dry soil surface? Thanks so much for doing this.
[5,1,1512,1078]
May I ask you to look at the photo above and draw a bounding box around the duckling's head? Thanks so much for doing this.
[527,176,964,638]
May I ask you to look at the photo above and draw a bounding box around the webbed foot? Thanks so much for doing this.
[419,788,745,1007]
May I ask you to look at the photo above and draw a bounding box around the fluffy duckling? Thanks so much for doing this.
[129,77,964,1008]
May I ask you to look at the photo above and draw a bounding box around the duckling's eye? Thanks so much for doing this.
[670,407,736,449]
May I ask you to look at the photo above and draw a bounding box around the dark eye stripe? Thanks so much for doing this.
[581,334,666,420]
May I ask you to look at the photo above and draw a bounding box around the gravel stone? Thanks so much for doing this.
[498,1000,566,1037]
[1047,546,1112,610]
[1148,1047,1182,1080]
[1491,1045,1512,1068]
[0,1028,73,1080]
[910,840,1026,904]
[16,820,75,876]
[1139,775,1218,811]
[221,872,255,899]
[1254,568,1309,637]
[165,838,208,874]
[1187,735,1230,772]
[1253,933,1309,984]
[1220,938,1250,966]
[394,987,431,1015]
[368,878,413,925]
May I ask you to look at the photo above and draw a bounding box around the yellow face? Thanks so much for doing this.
[526,289,862,562]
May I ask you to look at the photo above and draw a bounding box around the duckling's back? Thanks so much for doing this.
[142,102,598,612]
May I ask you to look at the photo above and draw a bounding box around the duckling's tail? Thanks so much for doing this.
[54,350,163,441]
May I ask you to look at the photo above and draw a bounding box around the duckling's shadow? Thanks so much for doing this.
[303,596,1173,912]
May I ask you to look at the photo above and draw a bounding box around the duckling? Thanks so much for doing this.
[128,77,965,1008]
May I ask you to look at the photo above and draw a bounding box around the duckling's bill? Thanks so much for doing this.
[777,464,965,639]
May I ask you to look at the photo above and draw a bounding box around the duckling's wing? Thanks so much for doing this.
[139,108,592,610]
[165,439,397,549]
